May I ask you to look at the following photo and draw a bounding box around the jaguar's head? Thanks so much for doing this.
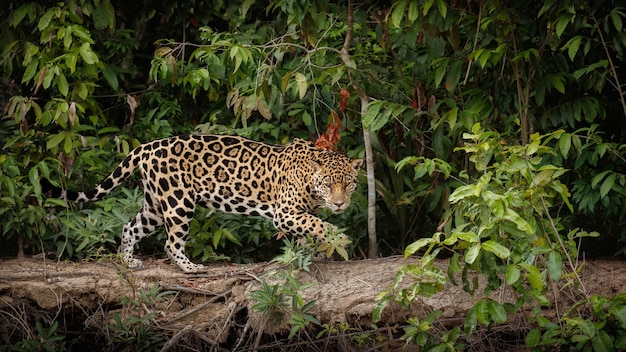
[310,154,364,213]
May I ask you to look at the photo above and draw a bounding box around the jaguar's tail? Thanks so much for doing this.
[42,151,140,203]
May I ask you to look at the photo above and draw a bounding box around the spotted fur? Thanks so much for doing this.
[46,134,363,272]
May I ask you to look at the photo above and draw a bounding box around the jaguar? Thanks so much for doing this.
[44,134,363,272]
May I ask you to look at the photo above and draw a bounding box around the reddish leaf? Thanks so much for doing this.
[315,111,343,151]
[340,88,350,112]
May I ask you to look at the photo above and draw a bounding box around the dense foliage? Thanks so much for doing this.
[2,0,626,349]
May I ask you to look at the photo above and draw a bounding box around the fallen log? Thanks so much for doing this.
[0,256,625,350]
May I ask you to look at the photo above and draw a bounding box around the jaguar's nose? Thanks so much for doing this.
[332,200,345,209]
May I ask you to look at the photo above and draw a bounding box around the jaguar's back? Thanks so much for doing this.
[46,134,363,272]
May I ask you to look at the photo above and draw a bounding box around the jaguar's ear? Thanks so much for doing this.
[351,159,364,171]
[309,160,322,172]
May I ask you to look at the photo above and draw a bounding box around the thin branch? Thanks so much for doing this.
[592,15,626,118]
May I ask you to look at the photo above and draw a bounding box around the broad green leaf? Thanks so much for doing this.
[547,251,562,282]
[551,74,565,94]
[592,330,615,352]
[404,237,434,257]
[362,101,384,128]
[525,329,541,347]
[481,240,510,259]
[464,305,477,335]
[474,300,489,324]
[79,43,98,64]
[600,173,616,198]
[372,295,392,323]
[231,47,243,73]
[506,264,521,285]
[390,0,407,28]
[63,135,73,154]
[555,14,573,37]
[28,167,40,197]
[436,0,447,19]
[567,36,582,61]
[520,263,543,291]
[47,133,66,150]
[408,1,419,22]
[504,208,533,234]
[57,71,68,96]
[38,7,57,31]
[102,64,119,91]
[11,4,34,26]
[591,170,611,189]
[455,231,479,243]
[93,1,114,30]
[446,107,458,129]
[609,304,626,330]
[464,243,481,264]
[449,184,479,203]
[445,61,462,92]
[22,58,39,83]
[487,300,507,323]
[612,9,623,32]
[559,132,571,157]
[294,72,307,99]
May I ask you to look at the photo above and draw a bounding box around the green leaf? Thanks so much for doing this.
[63,135,73,154]
[372,295,391,323]
[57,71,69,96]
[294,72,307,99]
[454,231,478,243]
[520,263,543,291]
[408,1,419,22]
[102,64,119,91]
[525,329,541,347]
[567,36,582,61]
[464,305,477,335]
[436,0,448,19]
[449,184,479,203]
[475,300,489,325]
[612,9,624,32]
[551,74,565,94]
[555,14,573,37]
[505,264,521,285]
[47,133,66,150]
[464,243,481,264]
[592,330,615,352]
[609,304,626,330]
[481,240,510,259]
[362,101,384,129]
[600,173,616,198]
[22,58,39,83]
[93,1,114,30]
[390,0,407,28]
[28,167,40,197]
[79,43,98,64]
[404,237,434,257]
[559,132,571,157]
[591,170,611,189]
[547,251,562,282]
[487,300,507,323]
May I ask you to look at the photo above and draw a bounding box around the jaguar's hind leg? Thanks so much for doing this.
[119,201,163,269]
[162,198,207,273]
